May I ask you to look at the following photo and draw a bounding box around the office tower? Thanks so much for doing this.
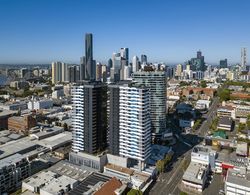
[52,61,63,84]
[80,56,85,80]
[219,59,228,69]
[68,65,79,83]
[72,82,107,154]
[120,48,129,66]
[133,70,166,141]
[111,52,122,82]
[197,50,202,58]
[166,66,174,79]
[122,65,131,80]
[85,33,95,80]
[119,85,151,171]
[101,65,107,82]
[175,64,183,77]
[241,47,247,71]
[141,54,147,64]
[132,56,139,73]
[62,62,68,82]
[108,58,113,69]
[188,50,206,71]
[96,63,107,81]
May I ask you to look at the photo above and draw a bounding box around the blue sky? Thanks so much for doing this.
[0,0,250,64]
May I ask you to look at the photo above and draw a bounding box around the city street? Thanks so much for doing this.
[149,97,220,195]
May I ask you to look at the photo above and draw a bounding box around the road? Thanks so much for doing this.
[149,97,220,195]
[197,97,220,136]
[149,141,192,195]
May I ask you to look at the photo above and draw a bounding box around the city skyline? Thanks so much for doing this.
[0,0,250,64]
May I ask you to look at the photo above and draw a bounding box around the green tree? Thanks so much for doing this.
[238,123,246,132]
[218,89,231,101]
[127,189,143,195]
[156,160,165,173]
[210,117,219,131]
[200,80,207,88]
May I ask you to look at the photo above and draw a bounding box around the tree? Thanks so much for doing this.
[127,189,143,195]
[180,192,188,195]
[210,117,219,131]
[218,88,230,101]
[238,123,246,132]
[200,80,207,88]
[156,160,165,173]
[63,123,69,131]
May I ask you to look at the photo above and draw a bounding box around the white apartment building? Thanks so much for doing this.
[71,85,84,152]
[119,86,151,171]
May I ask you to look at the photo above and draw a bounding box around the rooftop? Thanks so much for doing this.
[23,170,58,187]
[182,162,208,185]
[226,169,250,188]
[218,117,232,126]
[105,163,134,175]
[48,160,91,181]
[40,175,77,194]
[94,177,123,195]
[0,109,17,118]
[37,131,72,149]
[0,153,26,169]
[68,172,112,195]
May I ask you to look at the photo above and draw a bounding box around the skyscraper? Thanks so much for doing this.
[141,54,147,64]
[110,52,121,82]
[80,56,85,80]
[219,59,228,69]
[133,70,166,141]
[120,48,129,66]
[72,81,107,154]
[241,47,247,71]
[175,64,183,77]
[132,56,139,73]
[85,33,95,80]
[119,85,151,171]
[52,61,63,84]
[188,50,206,71]
[108,83,121,155]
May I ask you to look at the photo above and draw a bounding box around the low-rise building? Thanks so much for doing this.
[8,114,36,134]
[0,154,30,194]
[28,99,53,110]
[10,81,29,89]
[22,170,78,195]
[235,105,250,118]
[68,172,112,195]
[94,177,125,195]
[217,117,233,131]
[52,89,64,99]
[0,110,17,130]
[195,100,211,110]
[191,145,216,169]
[0,101,28,111]
[225,169,250,195]
[217,106,235,119]
[182,162,209,193]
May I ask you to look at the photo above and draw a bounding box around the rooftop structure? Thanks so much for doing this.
[47,160,91,181]
[68,172,112,195]
[94,177,124,195]
[225,169,250,194]
[182,162,209,192]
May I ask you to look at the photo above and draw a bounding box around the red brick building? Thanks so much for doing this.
[8,115,36,134]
